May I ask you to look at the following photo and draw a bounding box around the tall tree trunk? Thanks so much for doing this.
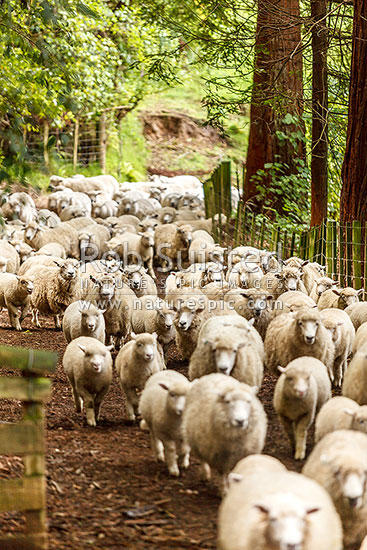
[340,0,367,223]
[310,0,328,226]
[244,0,304,215]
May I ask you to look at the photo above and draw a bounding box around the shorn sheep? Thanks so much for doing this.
[264,306,335,380]
[273,357,331,459]
[182,373,267,491]
[63,336,113,427]
[116,332,165,420]
[218,454,343,550]
[315,396,367,442]
[139,370,191,476]
[303,429,367,549]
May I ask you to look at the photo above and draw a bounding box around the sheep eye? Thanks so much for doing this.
[315,321,319,327]
[137,343,143,348]
[297,321,302,327]
[287,377,293,382]
[170,392,176,398]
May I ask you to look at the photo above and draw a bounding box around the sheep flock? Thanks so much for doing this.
[1,171,367,549]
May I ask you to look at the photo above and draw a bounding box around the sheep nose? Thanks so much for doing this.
[179,321,187,328]
[254,308,261,317]
[235,418,245,428]
[176,409,183,416]
[165,323,172,330]
[306,336,315,344]
[349,497,359,508]
[286,545,299,550]
[145,353,153,361]
[219,366,228,374]
[296,390,306,397]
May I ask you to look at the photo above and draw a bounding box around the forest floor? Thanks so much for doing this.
[0,290,349,550]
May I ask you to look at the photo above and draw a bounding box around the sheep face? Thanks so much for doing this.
[276,268,302,291]
[132,333,157,362]
[205,265,224,284]
[333,287,361,308]
[90,275,116,300]
[159,381,189,416]
[255,494,319,550]
[157,307,176,331]
[218,388,254,429]
[58,197,70,210]
[120,198,133,214]
[25,224,40,241]
[294,309,321,345]
[213,345,237,376]
[80,307,103,332]
[177,226,192,247]
[315,277,336,296]
[128,270,143,290]
[322,458,367,509]
[321,318,343,345]
[18,277,34,295]
[59,260,78,281]
[345,407,367,434]
[241,290,273,318]
[175,298,205,331]
[140,232,154,249]
[78,345,108,374]
[139,219,158,234]
[281,366,311,399]
[162,213,174,224]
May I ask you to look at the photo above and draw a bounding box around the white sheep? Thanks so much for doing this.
[24,221,80,259]
[107,231,155,279]
[131,295,176,352]
[63,336,113,426]
[7,192,37,224]
[154,223,193,270]
[264,307,335,380]
[0,274,34,331]
[189,315,264,388]
[301,261,326,294]
[315,396,367,442]
[62,301,106,343]
[342,343,367,405]
[139,370,191,476]
[226,288,273,339]
[310,276,338,303]
[182,373,267,491]
[35,242,66,258]
[27,259,79,329]
[260,266,307,298]
[188,238,226,264]
[320,308,355,387]
[345,301,367,330]
[116,332,165,420]
[272,289,316,317]
[124,265,157,297]
[218,454,343,550]
[302,429,367,548]
[353,322,367,353]
[37,208,60,228]
[0,240,20,273]
[318,286,362,310]
[274,357,331,459]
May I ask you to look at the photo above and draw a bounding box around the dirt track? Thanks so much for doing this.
[0,309,348,550]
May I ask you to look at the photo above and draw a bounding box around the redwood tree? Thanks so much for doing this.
[340,0,367,223]
[310,0,328,226]
[244,0,304,214]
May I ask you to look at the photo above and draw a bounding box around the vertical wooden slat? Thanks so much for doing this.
[290,232,296,258]
[98,111,107,173]
[326,220,337,279]
[352,220,362,289]
[339,224,345,286]
[346,222,353,287]
[73,117,79,170]
[308,227,317,261]
[43,120,49,168]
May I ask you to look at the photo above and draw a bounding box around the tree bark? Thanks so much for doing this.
[244,0,304,215]
[310,0,328,226]
[340,0,367,223]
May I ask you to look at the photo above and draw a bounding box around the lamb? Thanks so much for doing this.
[92,199,118,219]
[59,205,87,221]
[264,307,335,380]
[139,370,191,476]
[6,192,37,224]
[320,308,355,386]
[272,289,316,317]
[27,259,79,329]
[154,223,193,270]
[107,231,155,279]
[37,208,60,228]
[189,315,264,387]
[0,274,34,330]
[353,322,367,353]
[18,254,64,276]
[315,396,367,442]
[131,296,176,350]
[273,357,331,459]
[182,373,267,491]
[78,224,110,261]
[63,336,113,426]
[318,286,362,310]
[342,344,367,404]
[260,266,307,298]
[158,206,177,224]
[116,332,165,420]
[218,455,343,550]
[302,429,367,549]
[0,240,20,273]
[227,289,273,339]
[62,301,106,343]
[124,265,157,297]
[173,294,215,360]
[310,276,338,303]
[24,221,80,259]
[345,302,367,330]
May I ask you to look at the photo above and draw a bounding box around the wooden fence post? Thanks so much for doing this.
[73,118,79,170]
[352,221,362,289]
[43,120,49,169]
[98,111,107,173]
[346,222,353,287]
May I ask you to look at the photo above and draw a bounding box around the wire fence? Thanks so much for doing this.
[204,161,366,291]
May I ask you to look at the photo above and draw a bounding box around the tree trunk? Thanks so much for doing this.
[340,0,367,223]
[244,0,304,215]
[310,0,328,226]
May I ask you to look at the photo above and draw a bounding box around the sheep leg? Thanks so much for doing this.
[19,300,31,323]
[71,385,82,414]
[162,439,179,477]
[124,387,139,421]
[6,303,21,331]
[294,414,312,460]
[76,386,96,427]
[150,432,164,462]
[146,258,156,280]
[31,308,41,328]
[54,314,62,330]
[178,441,190,470]
[278,414,295,454]
[94,387,108,422]
[200,461,211,481]
[334,354,345,388]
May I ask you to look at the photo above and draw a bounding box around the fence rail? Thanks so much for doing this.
[0,346,57,550]
[204,161,366,291]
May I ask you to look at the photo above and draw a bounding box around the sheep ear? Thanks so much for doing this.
[90,275,98,284]
[266,294,274,300]
[53,260,63,268]
[337,321,345,326]
[227,472,243,485]
[302,260,309,266]
[130,332,137,340]
[159,382,169,391]
[99,308,106,314]
[278,366,286,374]
[77,345,86,353]
[248,318,255,327]
[274,273,281,279]
[254,504,269,515]
[332,289,341,296]
[106,345,114,351]
[240,290,251,298]
[343,408,355,417]
[320,454,330,465]
[151,332,158,339]
[250,385,259,395]
[306,507,320,515]
[358,289,364,296]
[332,281,339,286]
